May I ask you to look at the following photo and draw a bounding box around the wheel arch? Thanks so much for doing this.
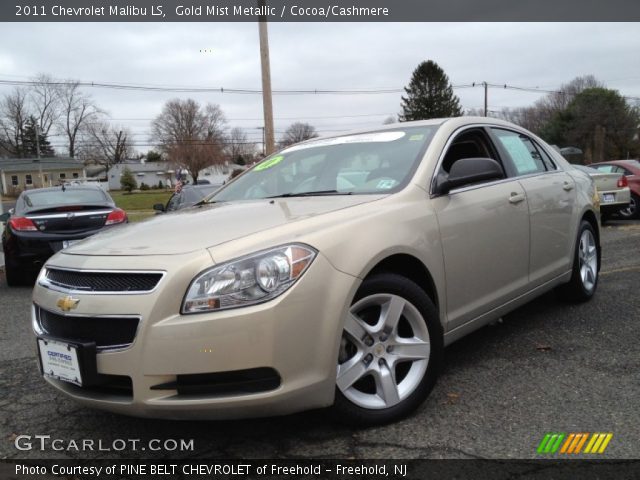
[581,209,602,271]
[364,253,440,319]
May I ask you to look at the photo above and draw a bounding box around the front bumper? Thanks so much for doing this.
[32,251,359,419]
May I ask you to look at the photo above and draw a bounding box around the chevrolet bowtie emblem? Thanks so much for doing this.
[56,296,80,312]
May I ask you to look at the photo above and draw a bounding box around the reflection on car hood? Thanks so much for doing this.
[61,196,383,256]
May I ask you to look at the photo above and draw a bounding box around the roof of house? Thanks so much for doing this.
[109,161,169,173]
[0,157,84,173]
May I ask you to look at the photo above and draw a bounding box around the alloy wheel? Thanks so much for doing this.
[578,229,598,292]
[337,293,430,410]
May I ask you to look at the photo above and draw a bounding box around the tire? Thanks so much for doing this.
[333,273,443,426]
[4,259,26,287]
[560,220,599,302]
[619,193,639,220]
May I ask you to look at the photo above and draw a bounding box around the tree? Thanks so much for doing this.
[226,127,257,164]
[541,88,640,162]
[500,75,605,134]
[58,80,101,158]
[120,167,137,193]
[146,150,163,162]
[382,116,396,125]
[29,73,61,137]
[278,122,318,148]
[23,115,54,157]
[151,98,227,184]
[0,88,30,157]
[399,60,462,121]
[82,121,131,171]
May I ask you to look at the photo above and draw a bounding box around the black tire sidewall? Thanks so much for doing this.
[569,220,599,300]
[333,273,443,426]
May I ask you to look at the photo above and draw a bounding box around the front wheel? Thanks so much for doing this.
[333,273,442,426]
[560,220,599,302]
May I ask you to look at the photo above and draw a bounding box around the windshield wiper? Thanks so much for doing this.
[266,190,353,198]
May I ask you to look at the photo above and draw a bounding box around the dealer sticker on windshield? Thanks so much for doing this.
[38,338,83,386]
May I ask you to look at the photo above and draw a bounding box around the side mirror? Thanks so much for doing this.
[0,212,9,222]
[153,203,165,213]
[436,158,504,195]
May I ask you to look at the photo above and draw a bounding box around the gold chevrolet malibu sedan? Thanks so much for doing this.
[33,117,601,425]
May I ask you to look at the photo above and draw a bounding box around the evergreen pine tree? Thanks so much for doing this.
[120,167,137,193]
[399,61,463,121]
[22,116,55,157]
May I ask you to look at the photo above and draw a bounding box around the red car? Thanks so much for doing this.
[591,160,640,219]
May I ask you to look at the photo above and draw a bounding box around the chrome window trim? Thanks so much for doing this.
[38,266,166,295]
[27,210,113,220]
[33,304,142,353]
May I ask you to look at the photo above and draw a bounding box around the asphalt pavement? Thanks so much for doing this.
[0,220,638,460]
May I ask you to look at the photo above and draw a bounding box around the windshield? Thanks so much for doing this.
[211,126,437,202]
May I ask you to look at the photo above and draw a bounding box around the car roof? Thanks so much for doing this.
[290,116,525,148]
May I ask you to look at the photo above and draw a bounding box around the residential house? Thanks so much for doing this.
[0,157,86,197]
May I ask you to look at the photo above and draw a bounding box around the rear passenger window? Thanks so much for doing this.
[492,129,547,176]
[534,141,557,171]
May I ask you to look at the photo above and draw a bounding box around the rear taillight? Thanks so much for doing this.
[9,217,37,231]
[617,176,628,188]
[105,208,127,225]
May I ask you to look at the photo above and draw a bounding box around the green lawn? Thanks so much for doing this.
[110,190,172,211]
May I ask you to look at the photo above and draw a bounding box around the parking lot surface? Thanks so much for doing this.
[1,220,639,459]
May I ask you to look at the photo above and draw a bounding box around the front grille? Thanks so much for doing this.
[37,307,139,350]
[45,268,163,293]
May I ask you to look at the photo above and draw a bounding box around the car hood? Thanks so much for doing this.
[62,195,384,256]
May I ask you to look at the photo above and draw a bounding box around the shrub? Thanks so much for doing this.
[120,168,137,193]
[140,182,150,191]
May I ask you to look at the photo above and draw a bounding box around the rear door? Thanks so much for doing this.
[490,128,576,285]
[431,127,531,330]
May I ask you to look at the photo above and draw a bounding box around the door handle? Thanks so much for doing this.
[563,181,574,191]
[509,192,525,204]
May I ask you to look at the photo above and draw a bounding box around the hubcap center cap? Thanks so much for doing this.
[373,343,386,357]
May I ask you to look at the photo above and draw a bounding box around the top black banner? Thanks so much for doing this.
[4,0,640,22]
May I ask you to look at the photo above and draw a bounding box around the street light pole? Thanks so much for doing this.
[258,0,275,155]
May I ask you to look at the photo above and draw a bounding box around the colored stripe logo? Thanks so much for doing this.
[537,433,613,454]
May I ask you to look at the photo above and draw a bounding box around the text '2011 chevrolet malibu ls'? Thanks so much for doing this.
[32,117,601,425]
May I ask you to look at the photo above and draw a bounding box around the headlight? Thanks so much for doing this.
[182,244,317,314]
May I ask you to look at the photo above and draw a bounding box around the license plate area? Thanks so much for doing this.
[602,193,615,203]
[37,338,98,386]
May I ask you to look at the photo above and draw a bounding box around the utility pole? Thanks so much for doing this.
[258,0,275,155]
[483,82,488,117]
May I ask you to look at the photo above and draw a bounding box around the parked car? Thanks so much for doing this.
[591,160,640,219]
[0,185,127,286]
[153,184,222,213]
[572,164,630,221]
[32,117,600,425]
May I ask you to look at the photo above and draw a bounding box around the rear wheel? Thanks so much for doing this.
[619,193,639,219]
[561,220,599,302]
[333,273,442,425]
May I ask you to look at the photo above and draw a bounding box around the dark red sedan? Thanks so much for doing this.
[591,160,640,219]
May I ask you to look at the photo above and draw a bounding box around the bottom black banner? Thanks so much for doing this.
[1,459,639,480]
